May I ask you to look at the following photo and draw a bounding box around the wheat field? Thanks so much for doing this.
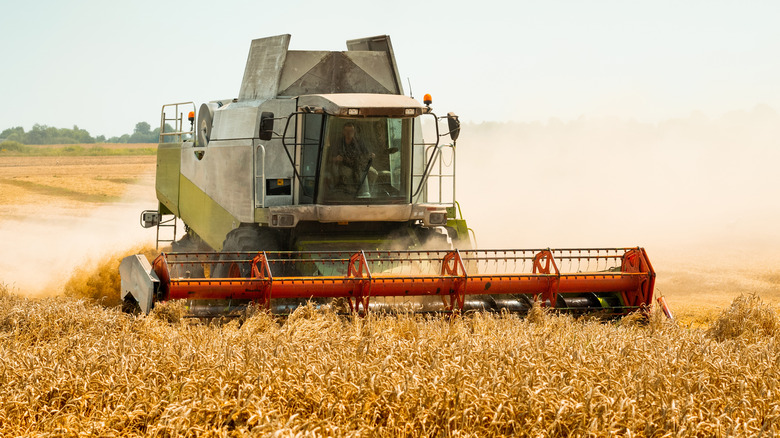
[1,280,778,437]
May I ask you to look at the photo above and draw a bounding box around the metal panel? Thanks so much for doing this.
[180,139,254,222]
[119,255,159,315]
[239,34,291,101]
[277,51,329,94]
[346,35,403,95]
[315,204,412,222]
[155,143,181,216]
[262,140,295,207]
[263,204,412,223]
[178,175,238,250]
[211,105,259,140]
[278,52,393,96]
[345,52,399,95]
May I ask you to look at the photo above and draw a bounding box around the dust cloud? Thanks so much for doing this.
[0,182,157,296]
[453,104,780,313]
[455,105,780,251]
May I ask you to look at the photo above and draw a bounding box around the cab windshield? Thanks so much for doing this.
[307,116,412,204]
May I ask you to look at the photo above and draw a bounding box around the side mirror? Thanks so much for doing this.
[259,112,275,141]
[447,112,460,141]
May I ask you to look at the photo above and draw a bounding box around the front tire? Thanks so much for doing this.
[211,225,281,278]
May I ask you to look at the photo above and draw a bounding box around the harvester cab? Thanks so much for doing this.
[120,35,656,318]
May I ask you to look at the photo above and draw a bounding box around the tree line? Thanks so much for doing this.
[0,122,164,144]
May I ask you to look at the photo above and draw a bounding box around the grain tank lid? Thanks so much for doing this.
[239,34,292,102]
[238,34,405,101]
[298,93,425,117]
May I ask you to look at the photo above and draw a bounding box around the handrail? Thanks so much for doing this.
[159,102,196,143]
[255,144,266,208]
[413,143,455,206]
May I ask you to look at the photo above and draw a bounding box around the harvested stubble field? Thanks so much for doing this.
[1,285,780,436]
[0,154,156,218]
[3,149,780,436]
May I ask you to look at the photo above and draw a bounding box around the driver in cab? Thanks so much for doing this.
[332,122,377,195]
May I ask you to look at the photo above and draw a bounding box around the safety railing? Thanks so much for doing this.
[159,102,196,143]
[420,143,456,205]
[411,112,456,206]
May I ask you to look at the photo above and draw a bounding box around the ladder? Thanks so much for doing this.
[155,214,177,249]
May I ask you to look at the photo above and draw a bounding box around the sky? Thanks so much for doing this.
[1,1,779,137]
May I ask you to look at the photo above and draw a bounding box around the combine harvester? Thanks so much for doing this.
[120,35,656,317]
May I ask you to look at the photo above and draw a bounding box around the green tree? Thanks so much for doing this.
[128,121,159,143]
[0,127,24,142]
[5,124,96,144]
[1,121,164,144]
[134,122,151,135]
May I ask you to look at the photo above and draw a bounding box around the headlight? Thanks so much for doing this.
[428,212,447,225]
[271,214,295,227]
